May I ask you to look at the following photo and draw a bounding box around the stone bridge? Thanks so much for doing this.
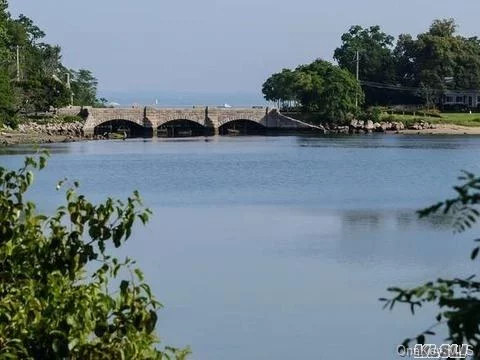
[58,106,324,136]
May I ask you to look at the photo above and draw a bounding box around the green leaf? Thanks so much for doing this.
[26,171,34,186]
[139,213,149,225]
[39,155,47,170]
[416,335,425,345]
[94,322,108,338]
[146,310,158,334]
[120,280,129,295]
[68,338,79,351]
[134,268,144,282]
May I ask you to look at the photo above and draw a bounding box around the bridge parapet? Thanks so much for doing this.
[57,106,83,117]
[83,107,146,134]
[146,107,207,127]
[90,108,145,125]
[209,108,268,127]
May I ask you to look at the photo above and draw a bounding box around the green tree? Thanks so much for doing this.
[395,18,480,96]
[14,14,45,44]
[334,25,398,106]
[0,154,190,359]
[382,172,480,356]
[290,68,323,111]
[70,69,99,106]
[295,60,363,122]
[334,25,396,84]
[262,69,298,108]
[0,68,16,127]
[262,59,363,122]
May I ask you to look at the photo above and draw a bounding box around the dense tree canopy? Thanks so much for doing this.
[334,25,396,85]
[0,1,104,127]
[265,18,480,110]
[262,59,363,123]
[70,69,100,107]
[0,154,190,359]
[395,19,480,95]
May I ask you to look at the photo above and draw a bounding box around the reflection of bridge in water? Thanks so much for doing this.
[58,106,324,137]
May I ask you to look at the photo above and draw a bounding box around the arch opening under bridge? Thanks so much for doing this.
[218,119,266,136]
[157,119,207,137]
[94,119,151,138]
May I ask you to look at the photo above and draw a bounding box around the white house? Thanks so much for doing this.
[442,90,480,108]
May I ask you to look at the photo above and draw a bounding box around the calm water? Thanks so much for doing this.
[1,135,480,359]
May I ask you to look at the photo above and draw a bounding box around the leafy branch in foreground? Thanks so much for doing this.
[0,153,190,359]
[381,171,480,355]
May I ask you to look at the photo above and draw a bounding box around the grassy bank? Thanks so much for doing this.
[284,110,480,127]
[381,112,480,127]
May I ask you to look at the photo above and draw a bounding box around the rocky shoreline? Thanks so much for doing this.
[0,122,87,146]
[324,119,437,134]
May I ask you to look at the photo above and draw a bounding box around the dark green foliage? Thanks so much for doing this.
[0,68,17,128]
[358,106,383,122]
[382,171,480,356]
[0,2,103,123]
[263,18,480,113]
[334,25,396,85]
[70,69,99,107]
[262,59,363,123]
[262,68,298,109]
[333,19,480,107]
[395,19,480,103]
[0,154,190,359]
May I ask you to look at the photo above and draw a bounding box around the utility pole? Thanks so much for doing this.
[66,73,73,106]
[16,45,20,81]
[355,50,360,109]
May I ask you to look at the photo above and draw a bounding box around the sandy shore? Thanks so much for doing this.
[398,124,480,135]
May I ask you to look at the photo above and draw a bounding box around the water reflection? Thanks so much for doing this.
[297,134,480,150]
[269,208,466,269]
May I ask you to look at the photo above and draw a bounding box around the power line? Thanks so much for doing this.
[360,80,446,94]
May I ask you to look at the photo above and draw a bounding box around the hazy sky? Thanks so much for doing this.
[9,0,480,98]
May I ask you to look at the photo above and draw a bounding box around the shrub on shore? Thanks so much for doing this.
[0,153,190,359]
[382,172,480,355]
[60,115,84,123]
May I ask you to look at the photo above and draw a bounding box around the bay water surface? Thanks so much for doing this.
[1,134,479,359]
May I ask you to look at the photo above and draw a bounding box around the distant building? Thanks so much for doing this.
[442,90,480,109]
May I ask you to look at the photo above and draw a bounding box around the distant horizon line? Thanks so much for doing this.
[97,90,269,107]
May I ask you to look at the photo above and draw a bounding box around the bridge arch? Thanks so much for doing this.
[218,118,266,135]
[156,116,205,128]
[94,119,150,138]
[157,119,206,137]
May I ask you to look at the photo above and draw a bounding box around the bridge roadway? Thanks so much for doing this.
[57,106,324,136]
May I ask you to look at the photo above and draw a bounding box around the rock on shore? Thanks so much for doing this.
[1,121,86,146]
[18,121,84,137]
[322,119,438,134]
